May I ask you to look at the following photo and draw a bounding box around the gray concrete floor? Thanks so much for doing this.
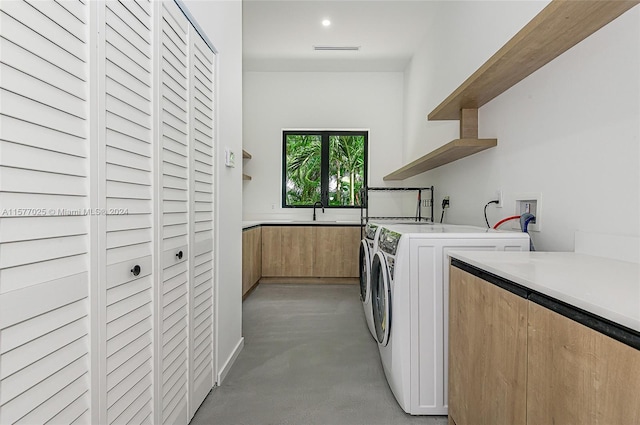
[190,283,448,425]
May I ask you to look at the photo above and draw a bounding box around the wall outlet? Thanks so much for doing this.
[514,193,541,232]
[224,148,235,167]
[496,189,503,208]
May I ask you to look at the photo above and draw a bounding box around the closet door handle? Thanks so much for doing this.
[176,250,183,260]
[131,265,141,276]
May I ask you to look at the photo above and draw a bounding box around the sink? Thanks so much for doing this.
[257,219,360,225]
[313,220,360,224]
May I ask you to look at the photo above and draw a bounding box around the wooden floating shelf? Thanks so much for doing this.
[242,149,252,181]
[428,0,639,121]
[386,0,638,181]
[383,139,497,181]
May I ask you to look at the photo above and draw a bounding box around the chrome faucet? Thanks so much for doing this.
[312,201,324,221]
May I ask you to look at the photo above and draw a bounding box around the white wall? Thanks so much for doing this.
[403,2,640,252]
[182,0,244,382]
[243,72,413,221]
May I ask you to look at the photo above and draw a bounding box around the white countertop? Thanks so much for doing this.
[448,251,640,332]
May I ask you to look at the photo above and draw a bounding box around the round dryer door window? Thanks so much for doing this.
[359,240,371,303]
[371,251,391,346]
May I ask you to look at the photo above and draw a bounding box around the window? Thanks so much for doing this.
[282,130,368,207]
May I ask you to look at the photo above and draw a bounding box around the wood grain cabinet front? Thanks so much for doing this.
[312,226,360,278]
[449,264,640,425]
[448,266,528,425]
[261,226,314,277]
[261,226,360,279]
[527,302,640,425]
[242,227,262,297]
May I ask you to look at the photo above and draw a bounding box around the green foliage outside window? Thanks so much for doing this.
[284,131,367,207]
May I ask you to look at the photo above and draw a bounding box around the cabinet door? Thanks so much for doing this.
[261,226,314,277]
[189,33,215,418]
[251,228,263,288]
[101,1,155,423]
[448,267,528,425]
[527,302,640,424]
[313,227,360,277]
[281,227,314,276]
[261,227,282,276]
[0,1,92,423]
[242,230,252,294]
[242,227,262,296]
[158,2,190,424]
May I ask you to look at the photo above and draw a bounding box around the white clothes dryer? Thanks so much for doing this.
[359,221,383,339]
[360,220,435,340]
[371,224,530,415]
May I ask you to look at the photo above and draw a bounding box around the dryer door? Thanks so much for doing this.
[371,251,391,346]
[359,240,371,303]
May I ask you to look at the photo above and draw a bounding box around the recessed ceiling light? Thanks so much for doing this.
[322,19,331,27]
[313,46,360,51]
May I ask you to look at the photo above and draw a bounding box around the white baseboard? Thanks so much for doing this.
[217,337,244,384]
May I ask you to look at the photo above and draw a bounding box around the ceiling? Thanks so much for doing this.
[243,1,438,72]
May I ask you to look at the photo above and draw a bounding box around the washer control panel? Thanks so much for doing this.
[378,228,401,256]
[364,222,379,240]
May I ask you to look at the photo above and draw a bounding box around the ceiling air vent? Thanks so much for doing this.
[313,46,360,51]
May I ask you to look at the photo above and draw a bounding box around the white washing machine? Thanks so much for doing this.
[359,221,382,339]
[370,223,530,415]
[360,220,435,340]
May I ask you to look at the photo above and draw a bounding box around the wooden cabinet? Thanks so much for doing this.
[448,267,528,425]
[313,226,360,277]
[527,302,640,424]
[261,226,360,279]
[449,264,640,425]
[262,226,314,277]
[242,227,262,297]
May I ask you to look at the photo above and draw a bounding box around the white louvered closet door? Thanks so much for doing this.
[189,33,216,417]
[0,1,92,424]
[158,2,190,425]
[100,1,155,424]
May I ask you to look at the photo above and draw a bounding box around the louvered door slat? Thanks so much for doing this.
[47,392,90,425]
[1,358,88,425]
[1,64,87,119]
[189,33,215,418]
[107,347,151,393]
[1,141,86,177]
[0,166,86,196]
[0,300,87,355]
[1,89,86,138]
[0,318,86,378]
[101,1,154,424]
[1,23,91,389]
[14,374,88,425]
[158,2,189,424]
[25,0,86,39]
[0,10,86,80]
[0,339,87,405]
[109,384,152,425]
[0,38,85,100]
[56,0,85,24]
[104,4,148,52]
[0,115,85,157]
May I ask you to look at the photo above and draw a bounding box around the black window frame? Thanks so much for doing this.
[282,130,368,208]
